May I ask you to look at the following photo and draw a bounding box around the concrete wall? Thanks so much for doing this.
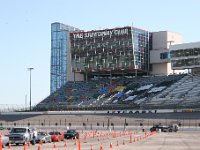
[152,31,182,50]
[151,63,175,75]
[151,63,184,75]
[152,31,168,50]
[167,31,183,47]
[150,49,170,64]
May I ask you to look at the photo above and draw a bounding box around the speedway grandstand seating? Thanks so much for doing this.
[34,74,189,111]
[145,75,200,108]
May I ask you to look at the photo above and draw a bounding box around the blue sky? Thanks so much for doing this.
[0,0,200,106]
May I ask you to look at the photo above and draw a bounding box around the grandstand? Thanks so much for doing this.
[35,74,187,111]
[145,74,200,109]
[33,24,200,111]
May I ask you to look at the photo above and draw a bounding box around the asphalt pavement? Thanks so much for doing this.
[1,130,200,150]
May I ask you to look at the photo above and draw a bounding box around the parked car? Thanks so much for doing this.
[135,111,139,114]
[1,135,9,148]
[7,127,34,145]
[7,127,12,131]
[142,110,146,113]
[64,129,79,139]
[0,126,4,130]
[168,124,179,132]
[49,131,64,142]
[36,132,52,143]
[150,124,169,132]
[150,124,179,132]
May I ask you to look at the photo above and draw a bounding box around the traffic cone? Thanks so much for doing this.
[0,135,2,150]
[53,142,56,149]
[8,143,12,150]
[64,140,67,148]
[78,136,81,150]
[38,144,41,150]
[100,145,104,150]
[110,142,113,148]
[23,144,26,150]
[83,135,87,143]
[27,141,30,147]
[123,140,125,145]
[134,137,136,142]
[129,135,132,143]
[90,145,93,150]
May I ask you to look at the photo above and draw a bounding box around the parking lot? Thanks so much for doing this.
[1,112,200,150]
[1,129,200,150]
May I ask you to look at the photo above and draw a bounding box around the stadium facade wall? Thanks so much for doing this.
[170,41,200,70]
[150,31,184,75]
[50,23,79,93]
[50,22,186,93]
[70,27,151,78]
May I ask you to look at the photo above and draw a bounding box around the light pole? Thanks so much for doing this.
[27,68,34,111]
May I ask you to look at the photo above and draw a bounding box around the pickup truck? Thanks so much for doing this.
[7,127,34,145]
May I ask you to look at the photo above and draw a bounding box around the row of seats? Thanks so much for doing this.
[145,75,200,108]
[35,74,187,110]
[99,75,184,106]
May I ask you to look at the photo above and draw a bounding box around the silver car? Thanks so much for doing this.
[36,132,52,143]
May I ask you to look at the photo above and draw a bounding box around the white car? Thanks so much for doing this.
[36,132,52,143]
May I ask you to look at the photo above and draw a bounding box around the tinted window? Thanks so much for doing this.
[11,128,26,133]
[67,130,75,133]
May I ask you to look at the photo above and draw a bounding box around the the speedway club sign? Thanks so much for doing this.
[72,27,130,39]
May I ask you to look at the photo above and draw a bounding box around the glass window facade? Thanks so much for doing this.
[160,52,170,59]
[70,27,151,73]
[50,23,79,93]
[50,24,151,94]
[170,47,200,69]
[132,28,151,71]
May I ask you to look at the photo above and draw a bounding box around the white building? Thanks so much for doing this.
[150,31,184,75]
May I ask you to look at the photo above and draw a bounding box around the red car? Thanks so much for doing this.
[49,131,64,142]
